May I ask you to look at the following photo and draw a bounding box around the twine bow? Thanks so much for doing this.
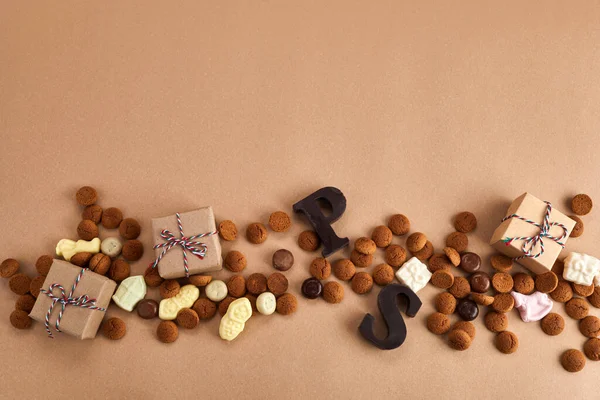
[501,201,569,260]
[150,212,217,277]
[40,268,106,339]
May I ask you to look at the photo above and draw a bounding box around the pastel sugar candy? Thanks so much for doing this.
[563,252,600,286]
[56,238,101,261]
[112,275,147,312]
[219,297,252,341]
[158,284,200,320]
[511,291,553,322]
[395,257,432,294]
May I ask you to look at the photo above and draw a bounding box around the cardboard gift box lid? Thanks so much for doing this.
[152,206,222,279]
[29,260,116,339]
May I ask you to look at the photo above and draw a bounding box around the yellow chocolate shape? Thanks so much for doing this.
[158,284,199,320]
[56,238,101,261]
[219,297,252,341]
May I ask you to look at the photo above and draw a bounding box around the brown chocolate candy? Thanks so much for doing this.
[470,272,491,293]
[459,252,481,273]
[137,299,159,319]
[272,249,294,271]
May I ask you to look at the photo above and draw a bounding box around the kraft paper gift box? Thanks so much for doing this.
[490,193,576,275]
[29,260,116,339]
[151,206,222,279]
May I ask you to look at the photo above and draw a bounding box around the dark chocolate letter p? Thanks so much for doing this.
[292,187,349,257]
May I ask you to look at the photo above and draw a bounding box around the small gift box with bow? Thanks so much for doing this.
[151,206,222,279]
[29,260,116,339]
[490,193,577,275]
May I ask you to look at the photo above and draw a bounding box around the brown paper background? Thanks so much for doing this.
[1,1,599,399]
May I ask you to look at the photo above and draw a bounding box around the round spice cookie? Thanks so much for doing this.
[309,258,331,280]
[298,230,320,252]
[571,194,593,216]
[351,272,373,295]
[159,280,181,299]
[82,205,103,224]
[350,250,373,268]
[35,255,53,276]
[573,283,595,297]
[435,292,457,314]
[535,271,559,294]
[406,232,427,253]
[385,245,407,267]
[0,258,20,279]
[276,293,298,315]
[176,308,199,328]
[218,220,238,241]
[218,296,237,316]
[541,313,565,336]
[492,293,515,313]
[8,274,31,296]
[15,294,36,313]
[333,259,356,281]
[77,219,99,241]
[29,276,45,298]
[490,254,513,273]
[454,211,477,233]
[246,273,268,295]
[227,275,247,298]
[431,269,454,289]
[495,331,519,354]
[272,249,294,271]
[584,338,600,361]
[452,321,476,340]
[246,223,268,244]
[371,225,393,248]
[561,349,586,372]
[144,266,164,288]
[579,316,600,338]
[89,253,111,276]
[119,218,141,240]
[589,287,600,308]
[102,317,126,340]
[428,254,453,273]
[484,311,508,333]
[448,276,470,299]
[443,247,461,267]
[323,281,344,304]
[569,215,584,238]
[188,275,212,287]
[471,293,495,306]
[193,298,217,320]
[70,252,93,268]
[412,241,434,262]
[224,250,247,272]
[492,272,514,293]
[388,214,410,236]
[157,321,178,343]
[550,280,573,303]
[354,237,377,255]
[109,259,130,283]
[101,207,123,229]
[427,312,451,335]
[372,263,394,286]
[448,329,472,351]
[267,272,289,296]
[513,273,535,295]
[10,309,32,329]
[268,211,291,232]
[76,186,97,206]
[122,240,144,261]
[445,232,468,253]
[565,298,589,320]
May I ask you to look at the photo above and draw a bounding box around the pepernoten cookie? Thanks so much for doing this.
[388,214,410,236]
[435,292,457,314]
[298,230,320,252]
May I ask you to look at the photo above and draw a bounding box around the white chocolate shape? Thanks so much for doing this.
[205,280,228,302]
[158,284,200,320]
[563,252,600,286]
[395,257,432,294]
[101,237,123,258]
[256,292,276,315]
[219,298,252,341]
[56,238,101,261]
[112,275,147,312]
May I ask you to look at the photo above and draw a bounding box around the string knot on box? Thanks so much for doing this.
[150,212,217,277]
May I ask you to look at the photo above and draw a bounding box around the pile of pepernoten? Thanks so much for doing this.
[1,186,599,373]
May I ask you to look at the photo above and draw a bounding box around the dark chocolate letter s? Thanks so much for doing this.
[359,284,422,350]
[292,187,349,257]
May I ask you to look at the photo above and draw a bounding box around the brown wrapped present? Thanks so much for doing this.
[29,260,116,339]
[490,193,576,275]
[151,206,222,279]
